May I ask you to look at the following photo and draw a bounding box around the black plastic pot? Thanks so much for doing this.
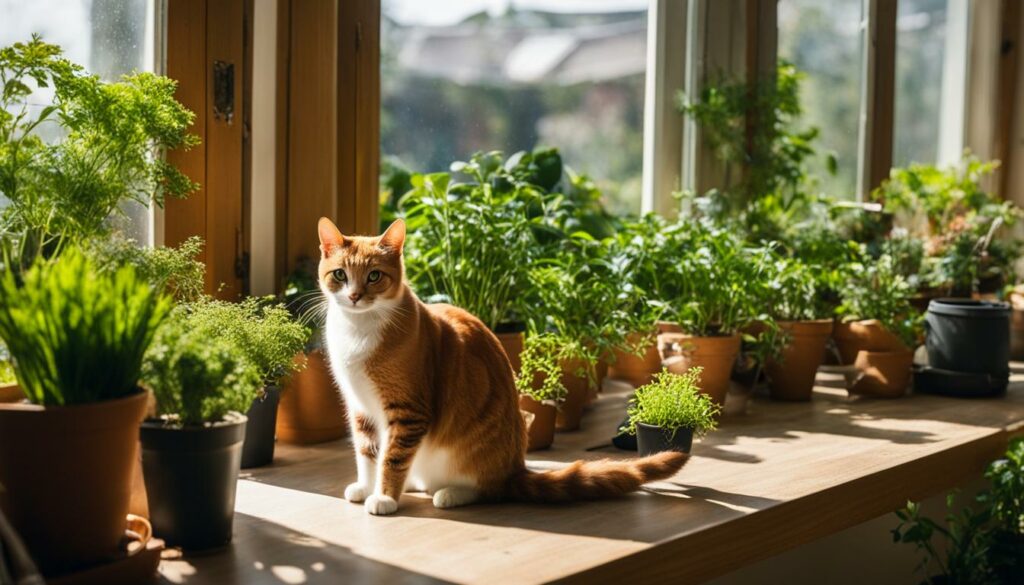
[140,415,247,551]
[636,422,694,456]
[926,299,1010,375]
[241,386,280,469]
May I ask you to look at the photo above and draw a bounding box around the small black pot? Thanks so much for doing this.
[240,386,280,469]
[926,299,1010,376]
[636,422,694,456]
[140,415,247,551]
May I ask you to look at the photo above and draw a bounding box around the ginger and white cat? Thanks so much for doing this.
[317,217,689,516]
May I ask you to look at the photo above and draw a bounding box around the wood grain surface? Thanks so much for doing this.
[159,370,1024,585]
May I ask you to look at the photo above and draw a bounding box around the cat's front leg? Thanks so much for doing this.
[365,410,429,516]
[344,413,378,503]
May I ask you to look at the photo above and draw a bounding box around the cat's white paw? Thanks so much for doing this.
[344,483,370,503]
[432,486,479,509]
[365,494,398,516]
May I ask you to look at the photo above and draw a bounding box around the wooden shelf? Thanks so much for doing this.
[158,370,1024,584]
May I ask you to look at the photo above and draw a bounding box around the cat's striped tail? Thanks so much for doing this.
[503,451,689,503]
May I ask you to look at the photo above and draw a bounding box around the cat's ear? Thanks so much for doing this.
[378,219,406,252]
[318,217,346,257]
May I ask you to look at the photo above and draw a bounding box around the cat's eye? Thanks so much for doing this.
[332,269,347,283]
[367,270,382,283]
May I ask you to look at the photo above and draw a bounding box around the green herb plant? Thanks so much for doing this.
[659,220,774,336]
[183,297,309,387]
[678,62,836,239]
[400,167,538,330]
[625,368,720,439]
[893,438,1024,585]
[873,156,1022,296]
[88,235,205,302]
[0,248,171,405]
[515,334,570,404]
[0,36,198,272]
[838,254,923,348]
[143,306,262,426]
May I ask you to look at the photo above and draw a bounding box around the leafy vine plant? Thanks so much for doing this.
[0,36,198,274]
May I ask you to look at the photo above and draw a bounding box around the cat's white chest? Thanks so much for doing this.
[323,308,386,424]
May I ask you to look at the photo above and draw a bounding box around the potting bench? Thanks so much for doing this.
[158,370,1024,584]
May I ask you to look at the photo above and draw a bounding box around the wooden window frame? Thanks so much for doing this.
[275,0,379,286]
[164,0,252,299]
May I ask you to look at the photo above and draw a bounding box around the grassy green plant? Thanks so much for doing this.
[838,254,923,348]
[0,36,198,273]
[143,305,262,426]
[182,297,309,386]
[88,235,205,302]
[515,334,571,404]
[625,368,719,438]
[0,248,171,405]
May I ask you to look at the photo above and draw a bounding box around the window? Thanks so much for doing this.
[380,0,649,215]
[0,0,157,242]
[892,0,948,167]
[778,0,864,199]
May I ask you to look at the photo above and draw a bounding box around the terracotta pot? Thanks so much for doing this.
[608,333,661,388]
[657,321,683,334]
[554,359,590,431]
[276,350,348,444]
[833,319,906,365]
[1010,292,1024,361]
[766,320,833,401]
[0,383,20,403]
[518,395,556,451]
[661,333,741,405]
[849,349,914,398]
[0,391,148,576]
[493,328,525,375]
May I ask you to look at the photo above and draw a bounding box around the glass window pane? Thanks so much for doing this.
[0,0,155,242]
[778,0,864,199]
[381,1,649,215]
[893,0,947,167]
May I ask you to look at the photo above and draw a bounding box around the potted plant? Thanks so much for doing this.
[837,255,923,397]
[525,235,638,428]
[0,343,17,401]
[893,438,1024,584]
[761,255,834,401]
[872,156,1023,298]
[276,261,348,444]
[0,37,197,276]
[140,302,263,551]
[515,335,570,451]
[606,215,670,387]
[400,152,542,372]
[0,250,170,576]
[659,220,772,405]
[624,368,719,455]
[183,297,309,468]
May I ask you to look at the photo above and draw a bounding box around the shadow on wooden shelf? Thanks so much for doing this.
[159,512,451,585]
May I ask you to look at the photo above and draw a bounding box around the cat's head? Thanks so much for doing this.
[317,217,406,314]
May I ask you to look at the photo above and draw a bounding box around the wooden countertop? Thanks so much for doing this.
[158,370,1024,585]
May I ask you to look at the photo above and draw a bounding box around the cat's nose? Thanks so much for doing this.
[348,292,363,304]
